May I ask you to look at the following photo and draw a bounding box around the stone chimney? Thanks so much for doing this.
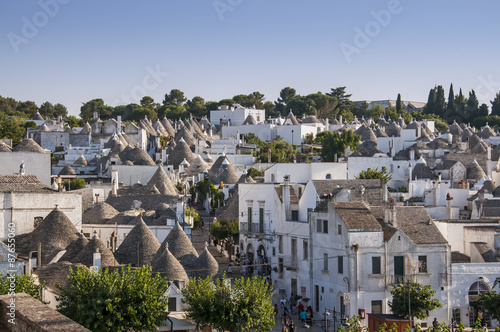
[383,182,389,224]
[409,149,415,161]
[391,202,397,228]
[117,115,122,134]
[176,199,184,224]
[446,193,453,219]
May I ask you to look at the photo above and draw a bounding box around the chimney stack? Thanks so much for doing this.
[383,182,389,224]
[37,242,42,268]
[391,202,397,228]
[93,248,101,271]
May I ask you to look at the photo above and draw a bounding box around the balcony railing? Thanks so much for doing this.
[240,222,270,235]
[387,274,411,285]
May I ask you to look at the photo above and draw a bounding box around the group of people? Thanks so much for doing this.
[274,295,313,331]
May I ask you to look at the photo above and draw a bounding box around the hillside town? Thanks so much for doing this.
[0,92,500,331]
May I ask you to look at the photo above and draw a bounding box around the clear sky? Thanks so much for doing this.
[1,0,500,116]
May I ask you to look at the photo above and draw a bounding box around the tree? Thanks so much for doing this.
[182,275,274,332]
[0,273,44,301]
[263,101,275,116]
[465,90,479,121]
[424,88,436,115]
[62,178,86,191]
[65,115,81,128]
[356,167,392,181]
[163,89,186,106]
[218,99,235,108]
[57,265,169,332]
[444,84,455,121]
[140,96,155,109]
[478,103,489,118]
[316,130,360,162]
[455,88,467,121]
[396,93,402,111]
[307,92,338,118]
[189,178,224,211]
[210,219,238,241]
[185,96,207,118]
[54,103,68,117]
[39,101,55,119]
[491,92,500,117]
[389,281,442,326]
[247,91,265,109]
[80,98,113,122]
[0,114,26,145]
[434,85,446,117]
[327,86,353,115]
[159,105,189,120]
[368,104,385,120]
[478,277,500,322]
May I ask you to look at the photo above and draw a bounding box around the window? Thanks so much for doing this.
[371,300,382,314]
[338,256,344,274]
[34,217,43,229]
[278,236,283,254]
[338,224,342,235]
[303,240,308,260]
[168,297,177,312]
[298,187,303,197]
[326,173,331,179]
[418,256,428,273]
[317,220,328,233]
[248,207,252,224]
[273,247,276,256]
[372,257,381,275]
[279,258,284,278]
[291,210,299,221]
[324,254,329,271]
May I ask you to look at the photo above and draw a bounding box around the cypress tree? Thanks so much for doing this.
[466,89,479,121]
[435,85,446,117]
[424,88,436,114]
[455,88,466,121]
[491,92,500,116]
[445,84,455,122]
[396,93,402,111]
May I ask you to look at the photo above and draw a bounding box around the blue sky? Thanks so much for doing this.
[1,0,500,116]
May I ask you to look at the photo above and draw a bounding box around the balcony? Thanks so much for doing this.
[387,274,412,286]
[240,222,270,236]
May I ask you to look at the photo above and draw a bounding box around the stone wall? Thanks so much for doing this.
[0,292,90,331]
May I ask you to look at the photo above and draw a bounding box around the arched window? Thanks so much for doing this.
[326,173,332,179]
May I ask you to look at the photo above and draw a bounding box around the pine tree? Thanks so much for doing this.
[491,92,500,116]
[396,93,402,111]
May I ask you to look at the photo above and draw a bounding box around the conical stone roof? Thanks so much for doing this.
[114,217,161,266]
[82,203,119,224]
[161,117,176,137]
[32,112,44,121]
[208,155,239,185]
[13,138,45,153]
[467,159,487,181]
[374,128,388,138]
[190,244,218,278]
[145,165,179,195]
[73,155,88,166]
[16,206,80,265]
[119,147,155,165]
[73,234,118,267]
[185,155,209,177]
[169,138,195,169]
[285,111,299,125]
[152,222,198,267]
[386,122,402,137]
[59,234,89,263]
[0,141,12,152]
[175,126,195,147]
[58,165,76,176]
[152,245,189,283]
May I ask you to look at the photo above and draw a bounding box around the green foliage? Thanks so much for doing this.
[246,167,264,179]
[57,265,169,332]
[65,115,81,128]
[163,89,187,106]
[182,275,274,332]
[185,207,201,228]
[337,315,363,332]
[389,281,442,321]
[62,178,87,191]
[413,113,449,131]
[185,96,207,118]
[80,99,113,122]
[160,105,189,120]
[189,178,224,212]
[0,113,27,145]
[478,277,500,321]
[210,219,239,241]
[245,133,297,163]
[356,167,392,181]
[0,273,45,301]
[491,92,500,117]
[315,130,360,162]
[396,93,402,111]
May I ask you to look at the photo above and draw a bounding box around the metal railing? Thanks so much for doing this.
[240,222,270,234]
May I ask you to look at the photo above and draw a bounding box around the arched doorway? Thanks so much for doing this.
[468,280,490,327]
[256,243,270,276]
[246,243,254,263]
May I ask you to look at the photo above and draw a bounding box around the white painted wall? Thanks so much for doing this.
[265,163,348,183]
[0,152,51,185]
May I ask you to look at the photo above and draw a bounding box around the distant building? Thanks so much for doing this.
[210,104,266,126]
[354,100,426,113]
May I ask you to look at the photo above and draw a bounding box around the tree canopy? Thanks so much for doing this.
[182,275,274,332]
[389,281,442,324]
[478,277,500,322]
[356,167,392,181]
[315,130,360,162]
[57,265,169,332]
